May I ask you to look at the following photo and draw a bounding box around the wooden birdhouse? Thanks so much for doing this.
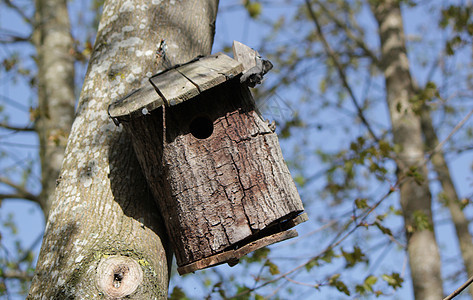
[108,41,307,275]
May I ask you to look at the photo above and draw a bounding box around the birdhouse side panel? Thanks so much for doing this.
[123,113,191,262]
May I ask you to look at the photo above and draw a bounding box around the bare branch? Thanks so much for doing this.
[0,30,30,43]
[426,109,473,159]
[1,269,33,281]
[316,0,380,65]
[0,36,30,43]
[304,0,380,142]
[3,0,32,24]
[0,177,39,202]
[443,275,473,300]
[0,122,35,132]
[283,275,319,287]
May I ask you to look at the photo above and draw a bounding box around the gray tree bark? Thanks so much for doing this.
[28,0,219,298]
[370,1,444,299]
[421,107,473,298]
[33,0,76,218]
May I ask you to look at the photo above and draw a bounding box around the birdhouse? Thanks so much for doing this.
[108,41,307,275]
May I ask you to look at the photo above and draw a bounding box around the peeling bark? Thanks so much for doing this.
[28,0,219,298]
[33,0,76,218]
[370,1,444,299]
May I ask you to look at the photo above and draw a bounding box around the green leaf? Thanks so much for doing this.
[355,198,368,209]
[365,275,378,286]
[321,248,336,263]
[294,175,306,187]
[341,246,367,268]
[305,257,318,271]
[319,79,327,93]
[246,247,270,263]
[245,2,262,18]
[169,286,188,300]
[382,273,404,290]
[265,260,280,275]
[378,140,392,157]
[235,285,251,300]
[412,210,433,231]
[355,275,378,295]
[328,273,350,296]
[406,166,425,185]
[374,219,392,236]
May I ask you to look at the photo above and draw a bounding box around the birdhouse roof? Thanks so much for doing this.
[108,53,243,122]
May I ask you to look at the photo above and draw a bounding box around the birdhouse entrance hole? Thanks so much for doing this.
[189,115,213,139]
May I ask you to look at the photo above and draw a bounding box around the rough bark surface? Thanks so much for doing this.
[371,2,444,299]
[124,80,304,268]
[421,107,473,297]
[33,0,75,218]
[28,0,219,298]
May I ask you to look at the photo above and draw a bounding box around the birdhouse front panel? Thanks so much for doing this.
[109,51,306,275]
[127,79,304,267]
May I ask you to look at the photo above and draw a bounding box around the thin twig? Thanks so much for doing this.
[1,269,33,281]
[4,0,32,23]
[316,0,379,65]
[305,0,379,142]
[426,108,473,159]
[443,275,473,300]
[0,177,39,202]
[0,122,34,132]
[283,275,318,287]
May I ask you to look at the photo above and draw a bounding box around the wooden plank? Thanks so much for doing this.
[177,53,243,92]
[108,85,164,120]
[232,41,259,73]
[282,213,309,230]
[110,53,244,119]
[149,68,199,107]
[177,230,298,275]
[151,53,243,106]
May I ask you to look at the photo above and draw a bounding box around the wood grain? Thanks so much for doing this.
[124,79,305,269]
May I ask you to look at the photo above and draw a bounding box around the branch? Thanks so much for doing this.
[443,275,473,300]
[0,31,30,44]
[0,36,30,44]
[1,269,33,281]
[283,275,319,287]
[304,0,380,142]
[3,0,32,24]
[426,108,473,159]
[0,177,39,202]
[316,0,380,65]
[0,122,35,132]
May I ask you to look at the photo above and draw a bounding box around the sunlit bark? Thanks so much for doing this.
[28,0,219,297]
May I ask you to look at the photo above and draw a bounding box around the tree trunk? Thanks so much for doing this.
[421,107,473,298]
[33,0,75,218]
[370,1,444,299]
[28,0,219,298]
